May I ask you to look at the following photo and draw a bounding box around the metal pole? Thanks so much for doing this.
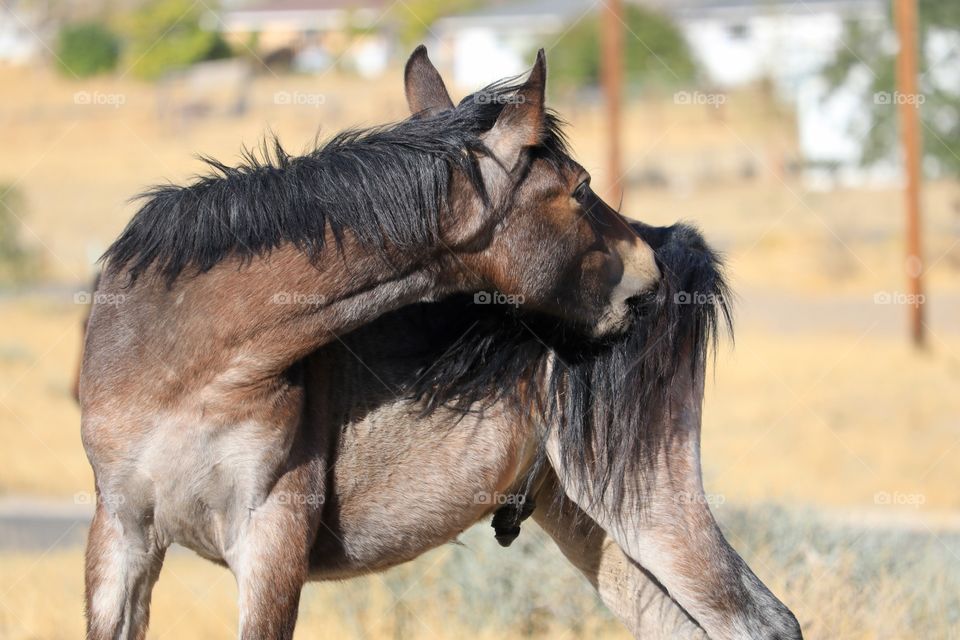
[894,0,925,348]
[601,0,624,203]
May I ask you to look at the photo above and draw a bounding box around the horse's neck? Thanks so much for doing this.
[226,244,447,375]
[91,242,445,400]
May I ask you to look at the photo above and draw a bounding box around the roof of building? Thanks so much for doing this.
[434,0,885,29]
[235,0,390,11]
[221,0,392,31]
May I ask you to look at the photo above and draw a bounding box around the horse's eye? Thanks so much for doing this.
[573,180,590,204]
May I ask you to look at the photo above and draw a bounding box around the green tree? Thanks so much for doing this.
[56,22,120,77]
[550,5,698,88]
[823,1,960,176]
[392,0,480,48]
[121,0,232,80]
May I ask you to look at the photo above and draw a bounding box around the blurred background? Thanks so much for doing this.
[0,0,959,638]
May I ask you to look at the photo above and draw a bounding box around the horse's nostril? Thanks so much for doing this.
[607,251,625,286]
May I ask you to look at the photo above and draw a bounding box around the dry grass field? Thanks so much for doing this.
[1,66,959,638]
[0,510,957,639]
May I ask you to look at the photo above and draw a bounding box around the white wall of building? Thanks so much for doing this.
[681,5,892,187]
[682,11,849,93]
[450,28,529,88]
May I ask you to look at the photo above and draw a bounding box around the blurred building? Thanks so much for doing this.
[430,0,891,187]
[1,0,142,65]
[0,1,44,64]
[213,0,898,188]
[431,0,589,88]
[220,0,393,76]
[674,0,891,188]
[674,0,885,89]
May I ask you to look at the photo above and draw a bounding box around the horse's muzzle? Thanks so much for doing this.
[591,238,660,336]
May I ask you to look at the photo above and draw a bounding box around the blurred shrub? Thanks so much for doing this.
[122,0,232,80]
[720,504,960,637]
[55,22,120,77]
[318,523,616,638]
[550,6,698,89]
[0,187,41,284]
[311,504,960,638]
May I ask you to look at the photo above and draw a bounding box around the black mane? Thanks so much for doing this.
[102,78,570,283]
[408,223,733,511]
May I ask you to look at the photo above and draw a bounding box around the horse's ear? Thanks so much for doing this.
[404,45,454,118]
[485,49,547,171]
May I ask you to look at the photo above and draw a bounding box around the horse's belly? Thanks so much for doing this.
[308,403,533,580]
[308,489,487,580]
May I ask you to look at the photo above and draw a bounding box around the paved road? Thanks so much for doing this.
[2,498,959,553]
[0,499,91,551]
[735,287,960,336]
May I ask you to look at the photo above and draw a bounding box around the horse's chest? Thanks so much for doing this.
[140,415,292,560]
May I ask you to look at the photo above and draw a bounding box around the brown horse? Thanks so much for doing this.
[78,220,802,638]
[80,48,664,639]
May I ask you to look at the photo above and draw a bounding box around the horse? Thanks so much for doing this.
[79,47,664,639]
[80,208,802,638]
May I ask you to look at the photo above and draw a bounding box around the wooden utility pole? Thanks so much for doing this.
[894,0,925,348]
[601,0,624,203]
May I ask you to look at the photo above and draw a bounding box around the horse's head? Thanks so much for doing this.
[404,46,659,337]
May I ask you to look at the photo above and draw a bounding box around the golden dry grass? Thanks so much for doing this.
[0,538,632,640]
[0,512,957,640]
[0,300,90,495]
[703,331,960,510]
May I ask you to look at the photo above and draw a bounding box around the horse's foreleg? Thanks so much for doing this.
[85,503,166,640]
[532,470,708,639]
[545,361,801,640]
[231,469,320,640]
